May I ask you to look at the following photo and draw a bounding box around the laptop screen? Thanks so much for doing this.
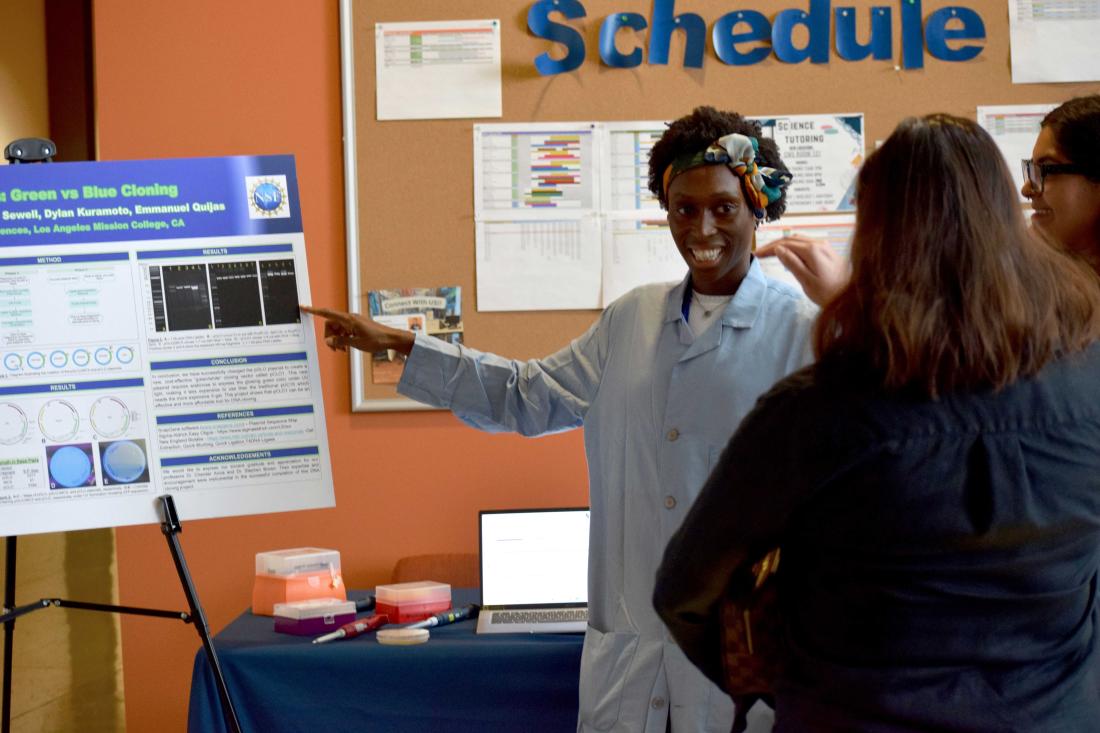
[479,508,589,608]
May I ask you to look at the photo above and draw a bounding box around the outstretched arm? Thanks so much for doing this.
[301,303,609,437]
[300,305,414,355]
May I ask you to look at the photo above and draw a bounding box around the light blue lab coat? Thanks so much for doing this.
[398,262,816,733]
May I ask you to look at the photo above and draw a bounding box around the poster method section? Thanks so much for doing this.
[0,249,154,529]
[0,155,333,535]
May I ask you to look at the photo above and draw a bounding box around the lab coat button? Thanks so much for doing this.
[651,697,666,709]
[667,428,679,441]
[664,496,676,509]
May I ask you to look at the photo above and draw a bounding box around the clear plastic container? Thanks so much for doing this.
[255,547,341,576]
[252,547,345,616]
[375,581,451,623]
[273,598,356,635]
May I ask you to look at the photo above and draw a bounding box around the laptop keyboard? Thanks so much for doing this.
[491,608,588,624]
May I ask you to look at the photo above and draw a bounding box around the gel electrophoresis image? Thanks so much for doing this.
[160,264,213,331]
[259,259,301,325]
[150,259,300,332]
[210,261,264,328]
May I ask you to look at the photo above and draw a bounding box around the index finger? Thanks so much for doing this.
[755,239,801,258]
[300,304,355,325]
[755,242,780,258]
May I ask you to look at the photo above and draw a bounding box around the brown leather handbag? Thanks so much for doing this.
[720,547,783,695]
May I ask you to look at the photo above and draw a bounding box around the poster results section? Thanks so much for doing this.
[0,155,334,535]
[137,238,329,518]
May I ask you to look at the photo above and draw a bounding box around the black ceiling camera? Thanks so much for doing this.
[4,137,56,164]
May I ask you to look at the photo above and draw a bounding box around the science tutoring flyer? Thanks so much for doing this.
[0,155,334,535]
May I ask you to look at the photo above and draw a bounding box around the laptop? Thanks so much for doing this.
[476,507,590,634]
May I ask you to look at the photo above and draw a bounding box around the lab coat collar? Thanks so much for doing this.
[663,258,768,330]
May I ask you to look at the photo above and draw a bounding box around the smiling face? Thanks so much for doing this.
[1023,126,1100,267]
[666,165,756,295]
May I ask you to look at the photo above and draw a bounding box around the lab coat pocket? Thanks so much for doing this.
[578,624,639,731]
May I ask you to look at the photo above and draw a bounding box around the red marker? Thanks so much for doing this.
[312,614,389,644]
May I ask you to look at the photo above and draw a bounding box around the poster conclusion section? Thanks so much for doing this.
[0,155,334,535]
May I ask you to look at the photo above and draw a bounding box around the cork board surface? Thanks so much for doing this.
[346,0,1098,408]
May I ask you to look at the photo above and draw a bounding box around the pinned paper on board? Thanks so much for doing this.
[753,114,864,214]
[375,20,502,120]
[1008,0,1100,84]
[473,123,602,312]
[367,287,463,383]
[755,214,856,298]
[977,104,1058,200]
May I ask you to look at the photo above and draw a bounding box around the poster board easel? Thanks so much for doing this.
[1,496,241,733]
[0,141,336,733]
[0,138,242,733]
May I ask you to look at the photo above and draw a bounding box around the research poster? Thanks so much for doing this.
[0,155,334,535]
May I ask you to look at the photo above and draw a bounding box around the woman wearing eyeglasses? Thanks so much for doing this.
[759,95,1100,299]
[1022,95,1100,273]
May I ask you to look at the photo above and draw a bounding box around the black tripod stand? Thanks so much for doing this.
[1,139,242,733]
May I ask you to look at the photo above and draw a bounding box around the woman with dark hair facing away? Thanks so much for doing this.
[1023,94,1100,272]
[654,114,1100,732]
[305,107,815,732]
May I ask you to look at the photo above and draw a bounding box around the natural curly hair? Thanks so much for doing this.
[647,106,790,221]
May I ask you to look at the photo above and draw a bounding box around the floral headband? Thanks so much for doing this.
[661,133,793,220]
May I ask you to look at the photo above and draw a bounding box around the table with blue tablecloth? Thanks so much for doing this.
[188,589,584,733]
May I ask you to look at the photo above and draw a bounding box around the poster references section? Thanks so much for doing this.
[0,155,333,536]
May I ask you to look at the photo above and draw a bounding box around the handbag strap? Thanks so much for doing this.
[750,548,781,590]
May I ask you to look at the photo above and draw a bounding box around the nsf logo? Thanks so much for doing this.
[245,175,291,219]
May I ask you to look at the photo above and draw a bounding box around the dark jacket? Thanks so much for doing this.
[654,343,1100,732]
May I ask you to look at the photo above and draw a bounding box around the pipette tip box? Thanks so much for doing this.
[253,547,346,616]
[273,598,357,636]
[374,581,451,623]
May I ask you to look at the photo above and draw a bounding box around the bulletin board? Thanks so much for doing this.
[340,0,1098,411]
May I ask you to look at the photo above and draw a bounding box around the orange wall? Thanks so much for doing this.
[93,2,588,730]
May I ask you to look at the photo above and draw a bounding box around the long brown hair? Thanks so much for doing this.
[814,114,1100,397]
